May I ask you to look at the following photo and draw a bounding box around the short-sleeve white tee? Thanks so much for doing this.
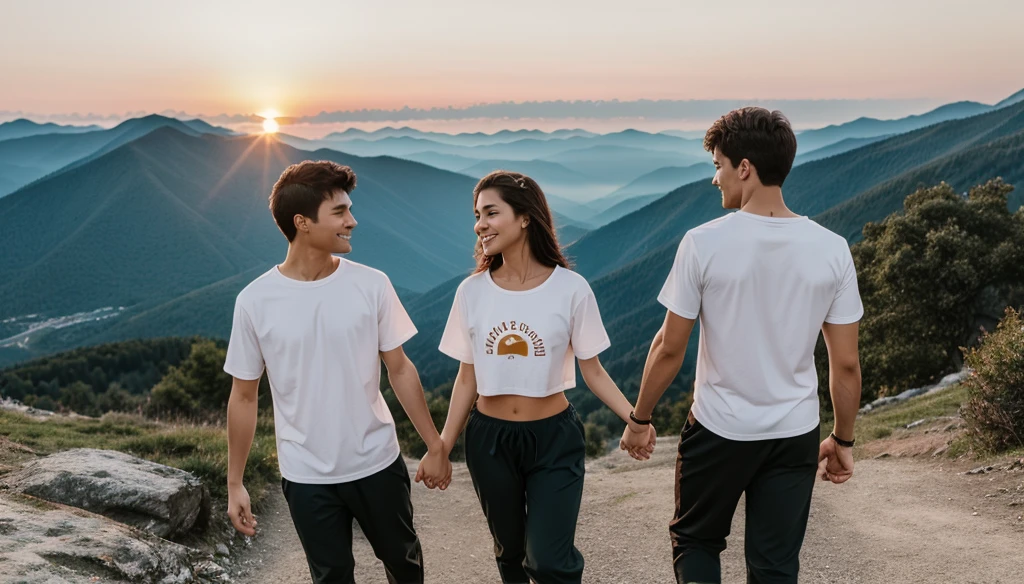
[223,258,416,483]
[439,266,611,397]
[658,211,863,441]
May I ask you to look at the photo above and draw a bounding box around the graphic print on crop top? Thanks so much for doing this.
[484,319,546,358]
[438,267,612,397]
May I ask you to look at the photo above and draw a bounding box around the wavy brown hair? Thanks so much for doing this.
[269,160,357,241]
[472,170,570,274]
[704,107,797,187]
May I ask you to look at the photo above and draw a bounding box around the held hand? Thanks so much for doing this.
[818,437,854,484]
[619,423,656,461]
[227,483,257,536]
[414,447,452,490]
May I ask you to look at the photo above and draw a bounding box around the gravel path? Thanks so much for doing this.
[234,438,1024,583]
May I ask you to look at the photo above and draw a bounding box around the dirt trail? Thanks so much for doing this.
[234,439,1024,583]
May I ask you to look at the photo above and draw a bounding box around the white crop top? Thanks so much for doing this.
[438,266,611,397]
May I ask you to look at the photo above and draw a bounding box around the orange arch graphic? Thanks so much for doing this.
[497,334,529,357]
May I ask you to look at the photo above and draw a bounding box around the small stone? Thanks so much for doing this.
[972,512,979,516]
[966,466,994,475]
[216,543,230,557]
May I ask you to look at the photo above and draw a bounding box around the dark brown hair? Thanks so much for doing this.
[703,107,797,187]
[472,171,570,274]
[269,160,357,241]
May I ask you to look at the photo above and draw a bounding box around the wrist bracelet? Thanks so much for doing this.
[830,432,855,448]
[629,411,652,425]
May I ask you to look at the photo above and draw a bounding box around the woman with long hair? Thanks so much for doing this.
[423,170,656,583]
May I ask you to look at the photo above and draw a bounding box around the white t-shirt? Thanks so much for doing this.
[659,211,863,441]
[439,266,611,397]
[223,258,416,484]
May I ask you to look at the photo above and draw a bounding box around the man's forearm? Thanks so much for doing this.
[227,391,258,486]
[634,333,687,419]
[391,364,443,451]
[830,365,862,441]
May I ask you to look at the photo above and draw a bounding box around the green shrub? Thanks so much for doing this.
[584,422,609,458]
[961,307,1024,452]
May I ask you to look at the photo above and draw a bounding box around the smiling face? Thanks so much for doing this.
[711,146,745,209]
[474,187,527,257]
[297,189,357,254]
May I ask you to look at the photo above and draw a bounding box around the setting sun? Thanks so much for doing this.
[262,117,280,133]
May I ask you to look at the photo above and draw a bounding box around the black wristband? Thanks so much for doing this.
[629,411,651,425]
[830,432,855,448]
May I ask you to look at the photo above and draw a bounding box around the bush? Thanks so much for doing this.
[583,422,609,458]
[961,307,1024,452]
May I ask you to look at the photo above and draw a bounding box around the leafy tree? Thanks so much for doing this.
[818,179,1024,404]
[145,340,234,419]
[96,383,142,413]
[59,381,99,416]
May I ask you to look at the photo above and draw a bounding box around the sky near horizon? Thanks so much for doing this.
[2,0,1023,135]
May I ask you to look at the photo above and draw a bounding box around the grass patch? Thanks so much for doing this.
[0,410,278,506]
[854,385,967,444]
[612,492,638,505]
[821,385,968,446]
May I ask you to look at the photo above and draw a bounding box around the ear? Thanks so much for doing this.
[738,159,752,180]
[293,214,308,235]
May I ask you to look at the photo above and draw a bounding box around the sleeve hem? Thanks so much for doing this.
[574,338,611,361]
[824,310,864,325]
[438,344,474,364]
[379,328,417,352]
[657,295,699,320]
[223,366,263,381]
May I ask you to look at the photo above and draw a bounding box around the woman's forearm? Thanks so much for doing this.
[580,358,633,424]
[440,363,478,453]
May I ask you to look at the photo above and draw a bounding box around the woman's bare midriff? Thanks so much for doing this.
[476,392,569,421]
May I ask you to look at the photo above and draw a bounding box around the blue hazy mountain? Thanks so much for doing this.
[0,115,226,197]
[568,99,1024,281]
[0,119,103,141]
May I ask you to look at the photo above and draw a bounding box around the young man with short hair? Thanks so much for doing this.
[224,160,450,584]
[621,108,863,584]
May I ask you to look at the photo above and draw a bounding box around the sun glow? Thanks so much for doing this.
[259,109,281,134]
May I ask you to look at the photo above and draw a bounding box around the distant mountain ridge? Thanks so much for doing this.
[0,127,491,320]
[568,99,1024,281]
[0,115,228,197]
[0,119,103,141]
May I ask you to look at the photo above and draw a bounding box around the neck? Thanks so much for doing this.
[498,241,543,282]
[279,242,338,281]
[739,185,797,217]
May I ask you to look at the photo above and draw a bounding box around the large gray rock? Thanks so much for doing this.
[4,449,210,539]
[0,491,224,583]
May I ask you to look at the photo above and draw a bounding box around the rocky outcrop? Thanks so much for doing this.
[0,491,225,583]
[3,449,210,539]
[859,369,969,413]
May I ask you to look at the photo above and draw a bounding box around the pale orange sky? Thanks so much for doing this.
[2,0,1022,134]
